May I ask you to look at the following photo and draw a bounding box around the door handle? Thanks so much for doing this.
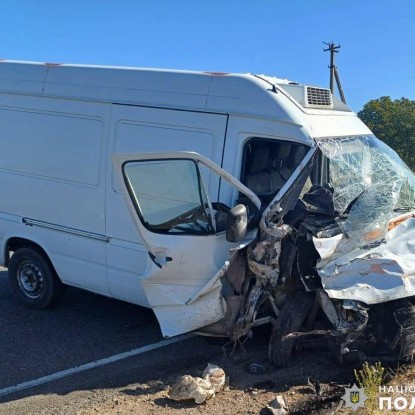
[148,252,172,268]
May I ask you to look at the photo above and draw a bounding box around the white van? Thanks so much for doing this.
[2,61,415,365]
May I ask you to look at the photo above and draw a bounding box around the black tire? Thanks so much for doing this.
[394,305,415,360]
[268,292,314,367]
[370,300,415,362]
[8,247,64,309]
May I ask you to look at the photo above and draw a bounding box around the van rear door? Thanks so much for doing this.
[113,151,260,337]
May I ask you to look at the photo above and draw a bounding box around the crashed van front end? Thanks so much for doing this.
[115,135,415,366]
[219,134,415,365]
[311,135,415,364]
[112,72,415,366]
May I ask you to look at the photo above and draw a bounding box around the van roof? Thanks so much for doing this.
[0,60,302,121]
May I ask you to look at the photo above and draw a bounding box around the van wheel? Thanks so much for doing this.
[8,247,64,309]
[393,304,415,361]
[268,292,314,367]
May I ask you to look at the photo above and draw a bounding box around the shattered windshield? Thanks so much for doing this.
[316,135,415,246]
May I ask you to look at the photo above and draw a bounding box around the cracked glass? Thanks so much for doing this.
[316,135,415,246]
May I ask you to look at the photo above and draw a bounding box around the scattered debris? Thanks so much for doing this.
[262,395,288,415]
[168,375,215,404]
[307,377,321,396]
[168,364,225,404]
[247,363,268,375]
[202,363,226,393]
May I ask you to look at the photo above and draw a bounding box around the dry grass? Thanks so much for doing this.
[355,362,385,415]
[377,363,415,415]
[349,362,415,414]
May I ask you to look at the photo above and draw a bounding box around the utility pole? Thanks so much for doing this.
[323,42,346,104]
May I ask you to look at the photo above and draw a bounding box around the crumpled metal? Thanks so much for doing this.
[247,224,291,287]
[315,217,415,304]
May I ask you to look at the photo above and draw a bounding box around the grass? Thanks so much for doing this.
[354,362,385,414]
[341,361,415,414]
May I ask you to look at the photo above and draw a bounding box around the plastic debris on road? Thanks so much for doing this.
[168,363,225,404]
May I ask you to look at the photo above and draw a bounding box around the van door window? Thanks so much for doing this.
[242,138,311,206]
[123,159,215,235]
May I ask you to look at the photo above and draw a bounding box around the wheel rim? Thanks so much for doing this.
[17,261,44,298]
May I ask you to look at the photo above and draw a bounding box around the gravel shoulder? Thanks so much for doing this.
[0,331,356,415]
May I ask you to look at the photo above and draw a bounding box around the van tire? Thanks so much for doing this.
[8,247,64,309]
[268,292,314,367]
[392,303,415,361]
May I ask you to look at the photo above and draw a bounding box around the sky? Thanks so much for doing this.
[1,0,414,111]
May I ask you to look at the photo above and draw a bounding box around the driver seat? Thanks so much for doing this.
[245,146,271,195]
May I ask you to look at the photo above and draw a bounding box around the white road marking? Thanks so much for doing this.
[0,334,194,397]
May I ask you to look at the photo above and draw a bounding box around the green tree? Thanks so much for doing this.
[358,96,415,170]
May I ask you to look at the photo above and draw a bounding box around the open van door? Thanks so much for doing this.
[113,152,261,337]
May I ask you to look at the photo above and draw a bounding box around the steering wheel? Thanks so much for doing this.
[211,202,231,213]
[151,205,208,231]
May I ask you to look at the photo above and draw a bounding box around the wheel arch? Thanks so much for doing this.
[5,237,56,274]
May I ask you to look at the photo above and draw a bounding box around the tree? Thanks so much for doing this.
[358,97,415,170]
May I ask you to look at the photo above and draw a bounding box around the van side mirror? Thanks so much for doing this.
[226,204,247,242]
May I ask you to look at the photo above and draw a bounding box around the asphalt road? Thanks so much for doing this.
[0,266,162,391]
[0,267,353,415]
[0,265,222,415]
